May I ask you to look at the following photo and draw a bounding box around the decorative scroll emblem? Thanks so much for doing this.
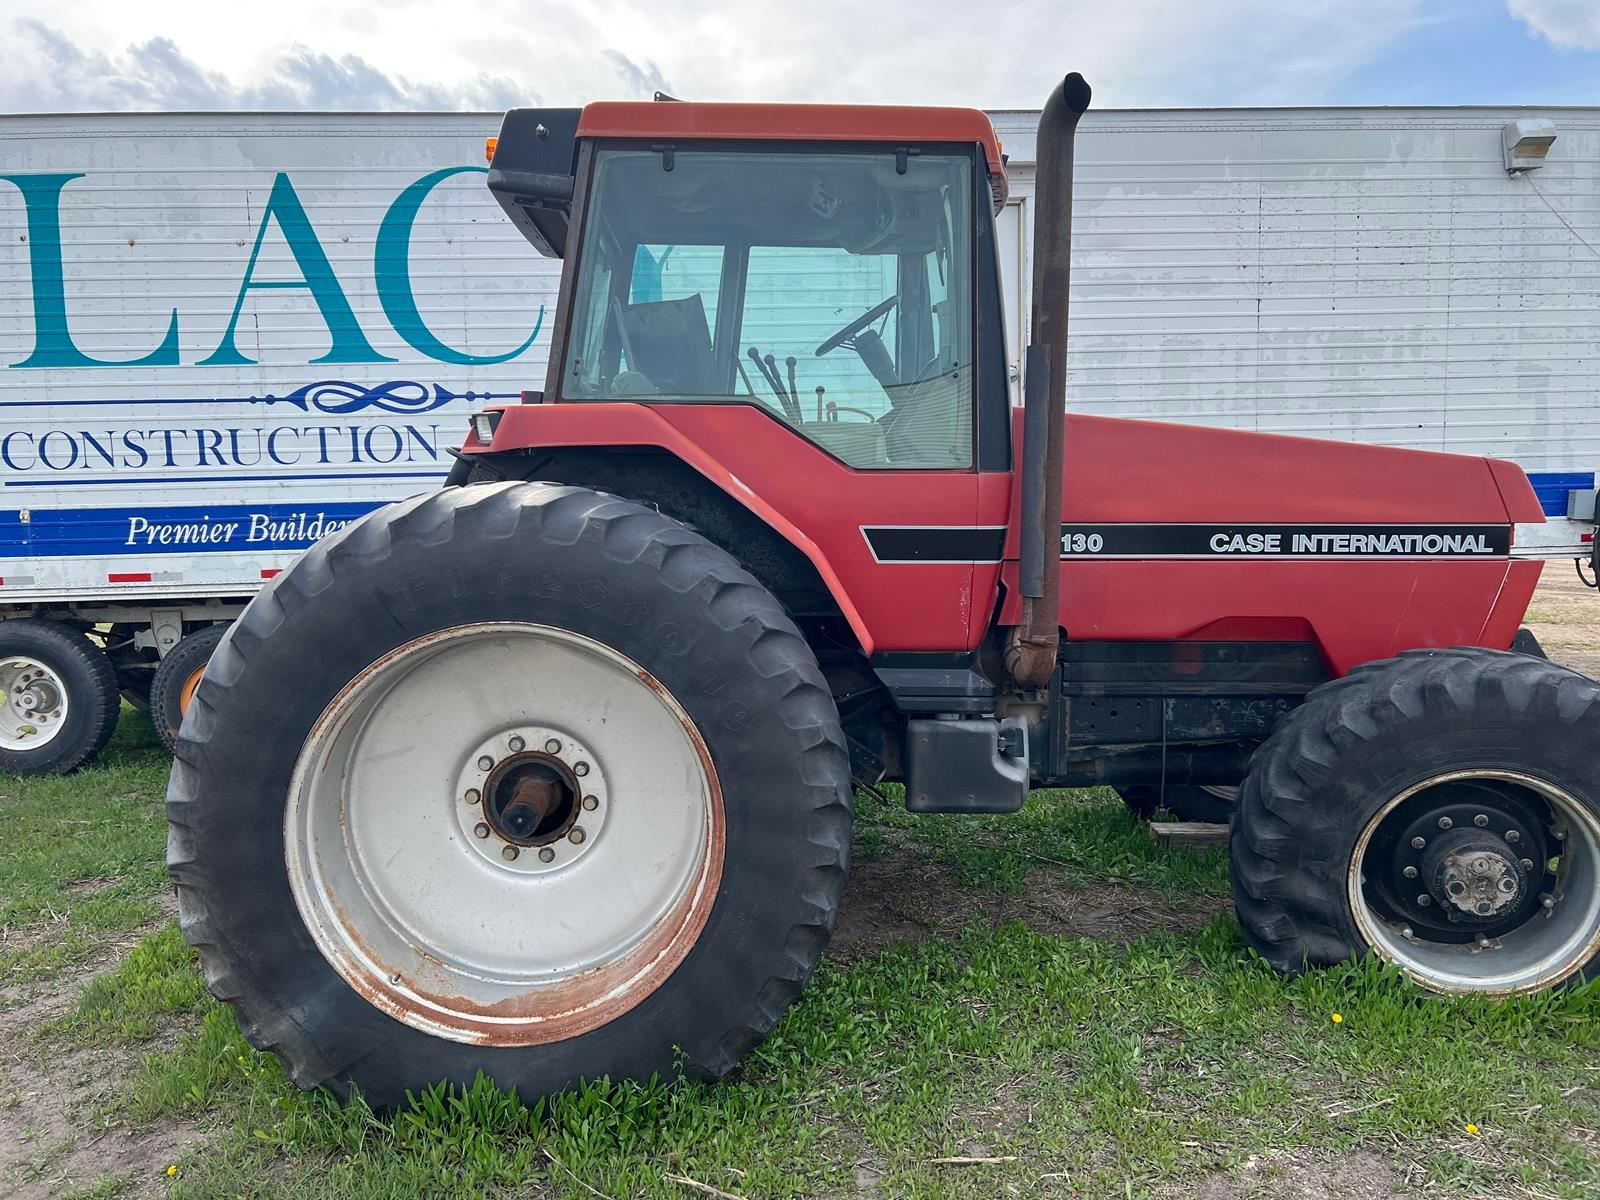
[248,381,501,415]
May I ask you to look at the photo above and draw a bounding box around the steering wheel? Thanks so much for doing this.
[815,295,898,357]
[825,405,877,423]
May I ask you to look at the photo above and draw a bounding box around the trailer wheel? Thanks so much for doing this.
[0,619,120,774]
[166,483,851,1106]
[1232,648,1600,995]
[1119,784,1234,825]
[149,624,228,754]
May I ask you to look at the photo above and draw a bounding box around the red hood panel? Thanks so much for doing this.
[1062,414,1536,527]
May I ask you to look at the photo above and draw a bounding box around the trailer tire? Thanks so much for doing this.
[0,619,120,774]
[1232,647,1600,995]
[166,483,852,1107]
[149,624,228,755]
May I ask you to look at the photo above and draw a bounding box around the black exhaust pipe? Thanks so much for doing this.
[1007,71,1091,690]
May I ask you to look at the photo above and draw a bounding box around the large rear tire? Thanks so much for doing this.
[166,483,852,1106]
[1232,648,1600,995]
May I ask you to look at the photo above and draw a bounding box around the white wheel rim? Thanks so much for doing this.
[1349,769,1600,995]
[285,622,724,1046]
[0,656,70,752]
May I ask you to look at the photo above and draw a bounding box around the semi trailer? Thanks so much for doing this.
[162,76,1600,1109]
[3,102,1599,772]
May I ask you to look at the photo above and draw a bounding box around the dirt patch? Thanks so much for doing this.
[1181,1149,1407,1199]
[1524,565,1600,677]
[0,897,197,1200]
[829,851,1226,965]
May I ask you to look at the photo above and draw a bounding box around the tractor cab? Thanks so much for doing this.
[488,102,1010,472]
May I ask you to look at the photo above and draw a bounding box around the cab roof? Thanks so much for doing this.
[576,102,1006,183]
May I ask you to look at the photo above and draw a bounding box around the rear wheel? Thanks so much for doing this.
[167,483,851,1105]
[1233,648,1600,995]
[0,619,119,774]
[149,624,227,754]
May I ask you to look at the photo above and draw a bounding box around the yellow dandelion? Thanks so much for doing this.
[165,1164,178,1177]
[1331,1012,1343,1024]
[1466,1123,1480,1135]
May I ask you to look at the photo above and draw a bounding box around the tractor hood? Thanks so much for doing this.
[1059,414,1544,535]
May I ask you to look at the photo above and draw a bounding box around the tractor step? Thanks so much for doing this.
[904,716,1029,813]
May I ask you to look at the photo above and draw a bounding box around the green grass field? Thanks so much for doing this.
[2,709,1596,1200]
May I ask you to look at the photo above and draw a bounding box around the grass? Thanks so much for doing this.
[0,709,171,986]
[6,709,1600,1198]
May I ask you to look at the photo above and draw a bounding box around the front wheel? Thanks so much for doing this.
[167,484,852,1106]
[1232,648,1600,995]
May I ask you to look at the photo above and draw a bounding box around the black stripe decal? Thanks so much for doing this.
[1059,524,1511,558]
[862,526,1006,563]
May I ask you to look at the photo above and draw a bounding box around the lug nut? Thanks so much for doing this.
[501,845,519,861]
[474,822,490,839]
[1417,894,1433,907]
[538,846,555,863]
[1520,858,1535,872]
[478,755,494,771]
[545,738,562,754]
[1401,926,1415,941]
[1476,933,1491,948]
[464,788,481,805]
[1474,814,1489,828]
[1403,865,1419,879]
[508,735,526,753]
[1411,836,1427,850]
[1506,830,1521,844]
[582,794,598,811]
[1541,894,1556,910]
[574,761,590,777]
[1438,816,1453,830]
[569,826,586,845]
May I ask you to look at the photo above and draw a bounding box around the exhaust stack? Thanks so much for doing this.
[1007,71,1092,690]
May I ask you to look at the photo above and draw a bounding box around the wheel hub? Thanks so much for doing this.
[1350,769,1600,994]
[0,657,68,750]
[1423,829,1525,919]
[453,725,609,875]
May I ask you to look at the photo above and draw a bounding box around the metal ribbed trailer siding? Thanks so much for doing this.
[991,105,1600,552]
[0,112,559,600]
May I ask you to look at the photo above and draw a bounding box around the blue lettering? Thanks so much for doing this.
[1,173,180,369]
[120,430,150,469]
[267,427,301,465]
[202,173,395,367]
[228,427,264,467]
[80,431,117,469]
[193,427,224,467]
[363,425,402,464]
[375,167,543,365]
[2,432,35,471]
[403,424,439,462]
[38,431,79,470]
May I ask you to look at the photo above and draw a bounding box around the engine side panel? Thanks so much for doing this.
[1002,414,1545,674]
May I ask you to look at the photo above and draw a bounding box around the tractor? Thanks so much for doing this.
[167,74,1600,1108]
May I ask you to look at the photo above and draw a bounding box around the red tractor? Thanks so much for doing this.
[168,75,1600,1107]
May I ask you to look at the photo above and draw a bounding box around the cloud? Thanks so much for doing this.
[0,19,531,111]
[1508,0,1600,51]
[601,50,674,100]
[1,2,1437,114]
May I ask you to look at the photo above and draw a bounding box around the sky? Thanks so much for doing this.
[0,0,1598,112]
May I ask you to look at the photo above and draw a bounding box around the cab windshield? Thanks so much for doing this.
[563,147,974,469]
